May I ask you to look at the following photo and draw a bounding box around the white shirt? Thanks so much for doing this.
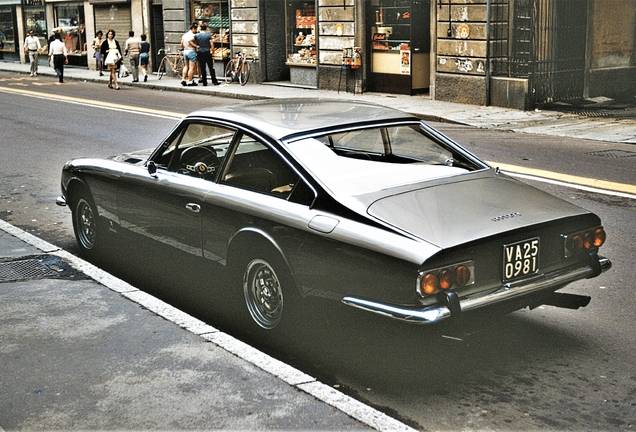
[49,39,67,56]
[181,30,196,52]
[25,35,41,51]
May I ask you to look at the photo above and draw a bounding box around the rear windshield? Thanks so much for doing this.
[286,124,482,196]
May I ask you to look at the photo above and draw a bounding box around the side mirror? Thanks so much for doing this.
[147,161,158,178]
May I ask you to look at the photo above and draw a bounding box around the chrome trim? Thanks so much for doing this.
[56,196,67,207]
[342,256,611,324]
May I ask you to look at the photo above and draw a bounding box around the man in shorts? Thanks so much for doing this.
[181,23,199,86]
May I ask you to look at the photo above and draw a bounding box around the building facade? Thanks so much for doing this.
[3,0,634,110]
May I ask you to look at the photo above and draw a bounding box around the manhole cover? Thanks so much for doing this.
[0,258,60,281]
[587,149,636,158]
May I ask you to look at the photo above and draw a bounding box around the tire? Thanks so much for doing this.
[224,61,235,83]
[239,253,298,331]
[175,56,184,76]
[238,61,250,86]
[157,58,165,80]
[71,188,102,257]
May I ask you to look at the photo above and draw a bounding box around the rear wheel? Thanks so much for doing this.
[234,250,299,333]
[174,56,185,76]
[238,60,250,86]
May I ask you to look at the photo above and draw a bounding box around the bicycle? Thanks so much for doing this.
[224,50,253,86]
[157,48,184,80]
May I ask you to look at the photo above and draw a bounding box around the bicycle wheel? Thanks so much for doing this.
[224,60,235,83]
[174,56,185,76]
[157,57,166,80]
[238,60,250,86]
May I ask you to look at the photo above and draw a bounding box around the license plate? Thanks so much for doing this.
[503,237,540,282]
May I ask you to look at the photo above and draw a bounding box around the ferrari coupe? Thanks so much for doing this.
[57,99,611,331]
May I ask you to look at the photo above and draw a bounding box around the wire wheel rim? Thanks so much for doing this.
[76,198,96,250]
[243,259,283,329]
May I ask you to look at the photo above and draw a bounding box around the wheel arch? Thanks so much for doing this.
[227,226,295,283]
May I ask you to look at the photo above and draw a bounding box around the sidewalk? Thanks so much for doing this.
[1,60,635,144]
[0,218,416,430]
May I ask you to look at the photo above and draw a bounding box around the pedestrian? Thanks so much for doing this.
[124,30,141,82]
[194,22,219,86]
[24,29,41,77]
[48,32,67,83]
[92,30,104,76]
[139,34,150,82]
[101,29,122,90]
[180,22,199,86]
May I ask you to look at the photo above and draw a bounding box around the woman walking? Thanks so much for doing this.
[100,29,122,89]
[139,34,150,82]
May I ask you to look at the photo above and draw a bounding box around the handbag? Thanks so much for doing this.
[105,49,121,66]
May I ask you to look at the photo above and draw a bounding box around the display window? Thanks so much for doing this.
[0,6,16,57]
[286,0,316,65]
[54,3,86,64]
[23,7,47,50]
[191,0,229,60]
[367,0,430,94]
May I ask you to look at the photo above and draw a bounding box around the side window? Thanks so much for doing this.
[152,122,236,180]
[222,133,307,201]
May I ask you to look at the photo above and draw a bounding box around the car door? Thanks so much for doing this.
[117,121,236,256]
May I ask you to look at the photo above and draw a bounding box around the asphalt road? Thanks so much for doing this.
[1,72,634,430]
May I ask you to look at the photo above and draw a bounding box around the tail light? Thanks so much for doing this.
[564,227,606,257]
[417,261,474,298]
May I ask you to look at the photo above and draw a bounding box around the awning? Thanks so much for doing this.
[88,0,129,4]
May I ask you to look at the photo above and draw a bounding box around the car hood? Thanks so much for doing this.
[367,173,590,249]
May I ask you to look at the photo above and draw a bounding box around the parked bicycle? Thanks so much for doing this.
[224,50,254,86]
[157,48,184,80]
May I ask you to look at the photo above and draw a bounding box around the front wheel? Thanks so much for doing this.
[224,61,235,83]
[71,189,101,257]
[157,58,166,79]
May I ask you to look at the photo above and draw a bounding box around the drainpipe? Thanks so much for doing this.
[485,0,491,106]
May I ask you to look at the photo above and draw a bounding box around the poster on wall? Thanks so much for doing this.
[400,47,410,75]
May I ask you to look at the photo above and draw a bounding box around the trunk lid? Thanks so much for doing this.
[367,173,590,249]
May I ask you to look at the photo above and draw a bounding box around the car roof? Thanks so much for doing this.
[186,98,418,141]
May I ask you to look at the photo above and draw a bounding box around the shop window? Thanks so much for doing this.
[54,4,86,65]
[192,0,230,60]
[286,1,316,65]
[23,7,47,50]
[0,6,16,55]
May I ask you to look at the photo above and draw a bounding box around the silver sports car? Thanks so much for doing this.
[57,99,610,331]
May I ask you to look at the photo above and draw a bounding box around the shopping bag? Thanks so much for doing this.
[119,64,130,78]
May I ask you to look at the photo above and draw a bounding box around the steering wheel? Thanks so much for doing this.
[179,146,221,177]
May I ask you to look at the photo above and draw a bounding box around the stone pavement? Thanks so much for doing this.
[0,219,414,430]
[1,60,635,144]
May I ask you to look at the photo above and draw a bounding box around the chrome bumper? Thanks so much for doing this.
[341,256,611,324]
[56,195,67,207]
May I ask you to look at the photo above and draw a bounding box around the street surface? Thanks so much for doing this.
[1,72,635,430]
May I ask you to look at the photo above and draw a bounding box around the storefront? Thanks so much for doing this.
[367,0,430,95]
[0,3,17,60]
[51,1,87,65]
[191,0,229,75]
[286,0,316,87]
[22,1,47,65]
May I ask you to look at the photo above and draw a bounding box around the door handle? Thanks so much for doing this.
[185,203,201,213]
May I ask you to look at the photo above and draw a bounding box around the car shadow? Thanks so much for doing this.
[89,233,594,406]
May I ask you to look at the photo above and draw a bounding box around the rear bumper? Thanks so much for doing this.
[341,255,611,324]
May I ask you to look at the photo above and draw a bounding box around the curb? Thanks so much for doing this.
[0,218,416,432]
